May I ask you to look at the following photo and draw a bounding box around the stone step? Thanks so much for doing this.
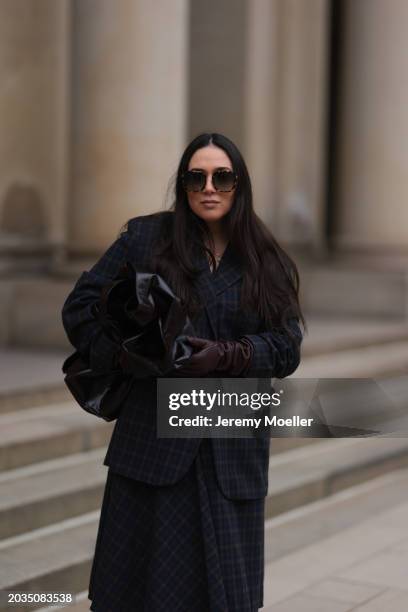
[0,450,106,539]
[0,435,317,540]
[2,408,408,541]
[296,339,408,378]
[0,393,316,468]
[269,437,319,456]
[37,592,89,611]
[301,317,408,357]
[0,279,72,350]
[0,513,98,612]
[0,384,70,416]
[300,265,408,319]
[0,403,113,471]
[265,436,408,518]
[1,315,407,420]
[0,348,68,404]
[264,465,408,565]
[2,434,408,545]
[0,345,70,416]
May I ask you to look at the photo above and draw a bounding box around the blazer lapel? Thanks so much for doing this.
[211,242,243,296]
[192,243,243,339]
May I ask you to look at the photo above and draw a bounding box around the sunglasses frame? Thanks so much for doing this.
[182,169,238,193]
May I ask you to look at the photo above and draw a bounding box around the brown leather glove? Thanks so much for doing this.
[176,336,254,376]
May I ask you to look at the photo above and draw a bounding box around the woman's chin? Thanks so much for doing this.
[194,209,228,224]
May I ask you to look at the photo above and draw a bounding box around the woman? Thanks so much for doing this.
[61,132,304,611]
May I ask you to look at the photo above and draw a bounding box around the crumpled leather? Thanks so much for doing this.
[62,350,131,421]
[62,262,196,421]
[94,261,196,378]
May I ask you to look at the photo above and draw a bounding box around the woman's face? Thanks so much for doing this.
[185,145,235,226]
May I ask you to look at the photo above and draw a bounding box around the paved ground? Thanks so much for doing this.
[262,490,408,611]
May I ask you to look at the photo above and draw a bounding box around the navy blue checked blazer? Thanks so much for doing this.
[61,212,302,500]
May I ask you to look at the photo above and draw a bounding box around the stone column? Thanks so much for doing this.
[243,0,280,226]
[0,0,70,269]
[273,0,330,253]
[69,0,189,253]
[334,0,408,253]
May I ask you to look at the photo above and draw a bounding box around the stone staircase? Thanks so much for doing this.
[1,318,408,611]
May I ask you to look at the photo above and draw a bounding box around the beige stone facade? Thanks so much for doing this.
[0,0,407,347]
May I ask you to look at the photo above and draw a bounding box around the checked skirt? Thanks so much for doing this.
[88,438,265,612]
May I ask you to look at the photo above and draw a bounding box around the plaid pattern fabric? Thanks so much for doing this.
[89,438,264,612]
[61,212,302,499]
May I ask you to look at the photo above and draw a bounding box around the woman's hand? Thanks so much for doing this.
[175,336,253,376]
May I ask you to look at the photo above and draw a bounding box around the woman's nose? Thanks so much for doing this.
[204,174,215,192]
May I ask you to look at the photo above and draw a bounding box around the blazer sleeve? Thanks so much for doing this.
[61,223,135,373]
[242,317,303,379]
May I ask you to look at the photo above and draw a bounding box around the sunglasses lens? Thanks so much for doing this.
[212,170,236,192]
[183,171,206,192]
[183,169,236,192]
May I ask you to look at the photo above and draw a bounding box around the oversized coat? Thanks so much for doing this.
[61,211,302,611]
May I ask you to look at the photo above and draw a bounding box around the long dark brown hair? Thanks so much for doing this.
[149,133,305,335]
